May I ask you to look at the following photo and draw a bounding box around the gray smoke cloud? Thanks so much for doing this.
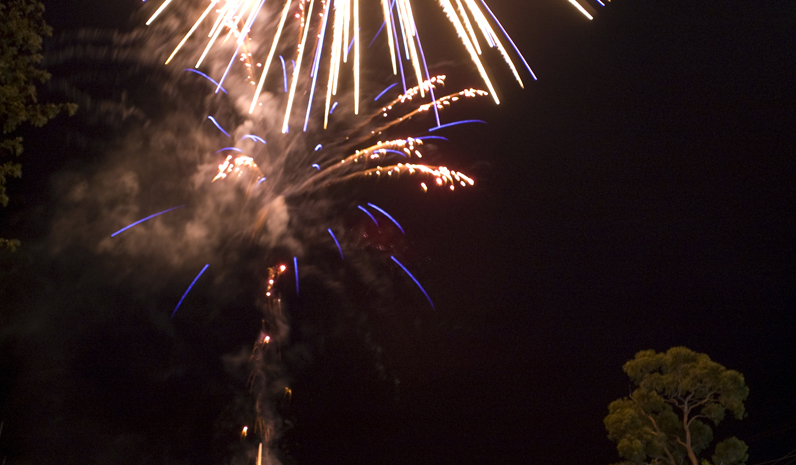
[0,5,433,463]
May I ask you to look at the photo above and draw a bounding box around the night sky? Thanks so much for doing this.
[2,0,795,464]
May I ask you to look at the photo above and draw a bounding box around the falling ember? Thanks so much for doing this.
[241,426,249,438]
[212,154,264,182]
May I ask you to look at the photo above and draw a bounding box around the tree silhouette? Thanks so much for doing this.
[1,0,76,250]
[605,347,749,465]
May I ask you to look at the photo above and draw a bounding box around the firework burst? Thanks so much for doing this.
[37,0,611,462]
[142,0,536,131]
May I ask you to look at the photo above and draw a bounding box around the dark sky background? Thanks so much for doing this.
[2,0,795,464]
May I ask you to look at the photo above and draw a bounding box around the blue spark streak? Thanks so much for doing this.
[428,120,487,132]
[279,55,288,92]
[242,134,266,144]
[215,147,242,154]
[389,3,407,92]
[374,83,398,101]
[314,144,323,151]
[293,257,299,295]
[367,203,404,235]
[479,0,537,80]
[415,136,448,142]
[207,116,231,137]
[328,228,344,259]
[258,177,267,184]
[369,22,386,48]
[240,0,267,40]
[184,69,228,94]
[216,42,243,93]
[357,205,379,226]
[390,256,434,309]
[414,28,441,127]
[330,102,339,114]
[111,205,185,237]
[368,1,396,48]
[172,264,209,318]
[312,164,320,170]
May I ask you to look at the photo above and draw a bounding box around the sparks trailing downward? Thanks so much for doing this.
[144,0,537,127]
[209,77,482,197]
[129,1,612,462]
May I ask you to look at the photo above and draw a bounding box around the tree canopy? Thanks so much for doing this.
[1,0,76,250]
[604,347,749,465]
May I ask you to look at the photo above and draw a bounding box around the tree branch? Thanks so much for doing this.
[641,410,678,465]
[688,391,717,410]
[686,414,707,428]
[681,407,699,465]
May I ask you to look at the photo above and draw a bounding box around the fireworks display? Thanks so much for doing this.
[90,0,607,462]
[6,2,796,464]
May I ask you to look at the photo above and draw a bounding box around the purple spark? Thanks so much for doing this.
[111,205,185,237]
[390,256,434,309]
[172,264,210,318]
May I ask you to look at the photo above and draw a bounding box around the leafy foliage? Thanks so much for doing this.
[1,0,77,248]
[604,347,749,465]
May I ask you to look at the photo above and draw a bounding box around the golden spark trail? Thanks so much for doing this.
[354,0,360,114]
[145,0,546,125]
[301,0,332,130]
[343,0,351,63]
[164,1,218,65]
[396,0,425,96]
[283,0,316,133]
[249,0,292,114]
[238,0,263,46]
[332,163,475,192]
[438,0,499,103]
[381,0,397,75]
[206,3,230,39]
[567,0,594,20]
[372,88,489,135]
[196,3,233,67]
[463,0,523,88]
[323,0,345,128]
[330,0,345,96]
[456,0,482,55]
[146,0,173,26]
